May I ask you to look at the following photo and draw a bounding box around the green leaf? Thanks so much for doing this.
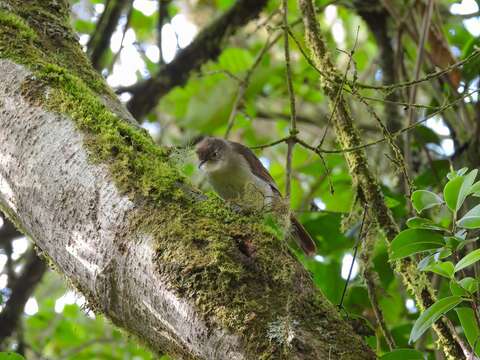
[0,353,26,360]
[469,180,480,196]
[456,307,480,357]
[444,175,464,211]
[459,170,477,210]
[457,204,480,229]
[379,349,424,360]
[445,236,462,251]
[459,277,479,294]
[385,195,401,208]
[447,167,468,180]
[406,217,445,231]
[423,261,454,278]
[418,253,435,271]
[390,229,445,260]
[443,169,476,213]
[411,190,443,213]
[450,280,468,296]
[409,296,464,343]
[413,125,441,146]
[218,48,254,73]
[455,249,480,273]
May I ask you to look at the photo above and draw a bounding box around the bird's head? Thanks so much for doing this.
[195,137,229,173]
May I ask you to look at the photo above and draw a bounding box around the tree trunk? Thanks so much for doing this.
[0,1,375,359]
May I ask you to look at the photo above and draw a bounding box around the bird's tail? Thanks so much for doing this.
[290,214,316,256]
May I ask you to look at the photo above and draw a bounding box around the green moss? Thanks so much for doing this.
[0,10,37,39]
[0,3,370,358]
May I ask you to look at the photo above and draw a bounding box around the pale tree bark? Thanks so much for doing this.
[0,1,375,359]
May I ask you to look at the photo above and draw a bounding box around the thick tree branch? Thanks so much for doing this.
[0,249,47,346]
[297,0,467,358]
[87,0,131,70]
[124,0,269,120]
[0,1,375,358]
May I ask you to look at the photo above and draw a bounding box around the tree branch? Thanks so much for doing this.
[0,2,375,358]
[297,0,467,358]
[124,0,269,120]
[87,0,131,70]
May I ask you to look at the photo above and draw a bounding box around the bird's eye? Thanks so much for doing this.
[212,151,218,158]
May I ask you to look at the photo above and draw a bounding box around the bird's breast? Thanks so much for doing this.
[207,161,274,209]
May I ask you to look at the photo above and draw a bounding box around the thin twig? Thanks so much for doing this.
[318,27,359,148]
[251,90,479,154]
[288,25,480,92]
[338,204,368,311]
[282,0,297,200]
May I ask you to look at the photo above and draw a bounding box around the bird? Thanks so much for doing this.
[195,136,316,256]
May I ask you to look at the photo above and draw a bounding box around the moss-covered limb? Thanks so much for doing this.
[124,0,269,120]
[297,0,466,358]
[86,0,130,70]
[0,2,375,359]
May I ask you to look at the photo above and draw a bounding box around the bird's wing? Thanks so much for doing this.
[229,141,281,195]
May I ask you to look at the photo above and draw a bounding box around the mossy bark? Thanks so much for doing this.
[0,1,375,359]
[297,0,466,358]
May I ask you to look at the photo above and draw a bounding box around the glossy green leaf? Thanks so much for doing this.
[422,261,454,278]
[379,349,424,360]
[411,190,443,213]
[445,236,463,251]
[469,180,480,195]
[0,353,26,360]
[457,204,480,229]
[444,175,464,211]
[406,217,445,231]
[409,296,464,343]
[459,277,479,294]
[390,229,445,260]
[417,253,435,271]
[456,307,480,356]
[450,280,468,296]
[455,249,480,273]
[455,169,478,211]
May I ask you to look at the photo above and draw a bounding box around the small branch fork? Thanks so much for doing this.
[251,89,479,154]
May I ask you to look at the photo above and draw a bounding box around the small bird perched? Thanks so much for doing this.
[195,137,316,256]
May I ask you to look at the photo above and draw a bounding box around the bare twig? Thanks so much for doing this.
[282,0,297,200]
[252,89,479,154]
[338,204,368,311]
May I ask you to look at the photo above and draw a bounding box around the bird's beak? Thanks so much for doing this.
[198,160,206,169]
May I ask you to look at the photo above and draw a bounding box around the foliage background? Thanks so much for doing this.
[0,0,479,358]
